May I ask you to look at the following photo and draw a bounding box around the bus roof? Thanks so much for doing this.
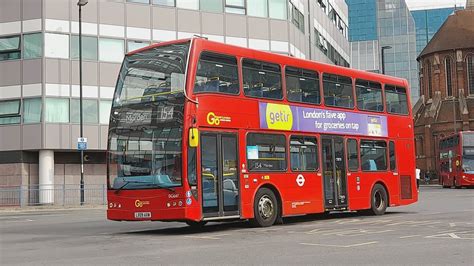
[127,37,410,89]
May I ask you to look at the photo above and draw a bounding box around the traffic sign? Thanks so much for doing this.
[77,137,88,151]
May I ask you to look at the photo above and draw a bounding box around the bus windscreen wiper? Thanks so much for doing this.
[114,180,149,194]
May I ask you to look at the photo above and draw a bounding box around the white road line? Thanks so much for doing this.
[184,233,230,240]
[399,235,421,239]
[448,233,461,239]
[449,223,456,227]
[300,241,378,248]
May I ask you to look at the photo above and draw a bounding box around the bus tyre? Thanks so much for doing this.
[185,220,207,228]
[454,178,461,189]
[369,184,388,215]
[251,188,278,227]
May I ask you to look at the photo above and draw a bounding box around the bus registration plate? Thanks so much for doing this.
[134,212,151,219]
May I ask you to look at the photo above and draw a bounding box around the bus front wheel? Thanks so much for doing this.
[369,184,388,215]
[251,188,279,227]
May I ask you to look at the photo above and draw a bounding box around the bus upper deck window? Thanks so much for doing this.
[355,79,383,112]
[243,59,282,100]
[322,73,353,108]
[194,52,239,95]
[286,66,320,104]
[385,85,408,115]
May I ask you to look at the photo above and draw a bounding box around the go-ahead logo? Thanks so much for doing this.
[135,199,150,208]
[206,112,231,126]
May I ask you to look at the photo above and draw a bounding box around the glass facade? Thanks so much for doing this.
[411,7,455,56]
[347,0,419,104]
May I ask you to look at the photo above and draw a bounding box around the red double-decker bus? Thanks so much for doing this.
[439,131,474,188]
[106,38,417,227]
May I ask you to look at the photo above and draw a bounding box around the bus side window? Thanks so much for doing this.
[322,73,353,109]
[286,66,320,104]
[194,52,239,95]
[385,85,409,115]
[389,141,396,171]
[360,140,387,171]
[242,59,282,100]
[290,135,318,171]
[347,138,359,171]
[247,133,286,171]
[355,79,383,112]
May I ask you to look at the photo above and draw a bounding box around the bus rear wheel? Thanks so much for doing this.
[369,184,388,215]
[251,188,279,227]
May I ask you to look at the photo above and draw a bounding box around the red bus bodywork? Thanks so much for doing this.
[107,38,418,224]
[439,131,474,188]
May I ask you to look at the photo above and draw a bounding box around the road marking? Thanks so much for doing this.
[449,223,456,227]
[399,235,421,239]
[448,233,461,239]
[184,234,230,240]
[300,241,378,248]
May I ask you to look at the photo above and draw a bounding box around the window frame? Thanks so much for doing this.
[355,79,384,113]
[242,58,283,100]
[0,35,21,61]
[360,139,388,172]
[246,132,287,172]
[193,50,241,96]
[322,73,355,109]
[285,66,321,105]
[289,135,319,172]
[384,84,409,116]
[347,138,359,172]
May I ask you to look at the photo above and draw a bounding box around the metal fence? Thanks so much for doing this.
[0,184,107,207]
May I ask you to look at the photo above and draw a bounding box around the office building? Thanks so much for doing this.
[0,0,349,204]
[346,0,419,104]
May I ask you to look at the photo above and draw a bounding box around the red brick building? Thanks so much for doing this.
[413,7,474,178]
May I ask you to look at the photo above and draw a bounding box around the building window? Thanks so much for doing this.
[71,35,98,61]
[100,101,112,124]
[99,38,124,63]
[247,133,286,171]
[194,52,239,95]
[355,79,383,112]
[152,0,175,6]
[71,99,98,124]
[200,0,223,12]
[176,0,199,10]
[445,57,453,97]
[44,33,69,59]
[286,66,320,104]
[23,33,42,59]
[225,0,245,14]
[322,73,353,108]
[467,55,474,95]
[360,140,387,171]
[0,100,21,125]
[290,3,304,33]
[427,61,432,98]
[23,98,42,123]
[243,59,282,100]
[45,98,69,123]
[269,0,286,19]
[247,0,267,18]
[290,136,318,171]
[0,35,21,61]
[127,40,149,52]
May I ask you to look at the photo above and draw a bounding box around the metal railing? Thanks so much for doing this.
[0,184,107,207]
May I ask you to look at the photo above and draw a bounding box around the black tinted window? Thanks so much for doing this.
[243,59,282,100]
[194,52,239,94]
[323,73,353,108]
[356,79,383,112]
[385,85,408,115]
[389,141,396,171]
[247,133,286,171]
[347,138,359,171]
[286,66,320,104]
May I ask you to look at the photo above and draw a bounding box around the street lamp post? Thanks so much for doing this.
[78,0,88,206]
[381,45,392,75]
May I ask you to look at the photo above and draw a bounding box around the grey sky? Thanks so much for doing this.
[405,0,465,10]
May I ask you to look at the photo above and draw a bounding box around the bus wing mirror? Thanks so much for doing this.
[189,128,199,147]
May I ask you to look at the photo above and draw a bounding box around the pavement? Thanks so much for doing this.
[1,186,473,265]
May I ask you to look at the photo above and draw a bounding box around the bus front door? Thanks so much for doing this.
[322,136,348,210]
[200,132,239,218]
